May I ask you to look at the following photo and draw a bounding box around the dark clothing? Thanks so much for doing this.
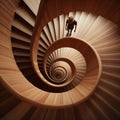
[66,19,77,36]
[66,20,77,30]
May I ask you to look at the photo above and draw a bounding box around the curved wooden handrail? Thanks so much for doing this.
[0,0,101,108]
[1,0,120,109]
[30,0,120,92]
[0,36,102,108]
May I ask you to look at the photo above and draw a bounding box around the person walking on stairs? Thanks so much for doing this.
[65,16,77,36]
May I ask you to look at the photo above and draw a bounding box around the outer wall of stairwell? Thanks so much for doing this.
[0,0,30,119]
[0,1,21,90]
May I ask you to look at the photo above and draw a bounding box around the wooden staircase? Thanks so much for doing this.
[0,0,120,120]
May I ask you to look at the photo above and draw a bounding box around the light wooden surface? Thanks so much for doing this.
[0,0,120,119]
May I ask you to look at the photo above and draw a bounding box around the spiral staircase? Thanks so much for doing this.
[0,0,120,120]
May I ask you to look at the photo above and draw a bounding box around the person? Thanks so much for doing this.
[65,16,77,36]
